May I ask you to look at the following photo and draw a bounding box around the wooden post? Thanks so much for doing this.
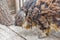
[15,0,20,13]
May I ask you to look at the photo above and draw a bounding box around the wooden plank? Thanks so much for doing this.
[9,25,60,40]
[0,24,60,40]
[0,24,24,40]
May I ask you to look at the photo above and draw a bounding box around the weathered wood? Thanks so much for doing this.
[7,0,16,14]
[0,0,13,26]
[15,0,20,13]
[0,24,60,40]
[0,24,25,40]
